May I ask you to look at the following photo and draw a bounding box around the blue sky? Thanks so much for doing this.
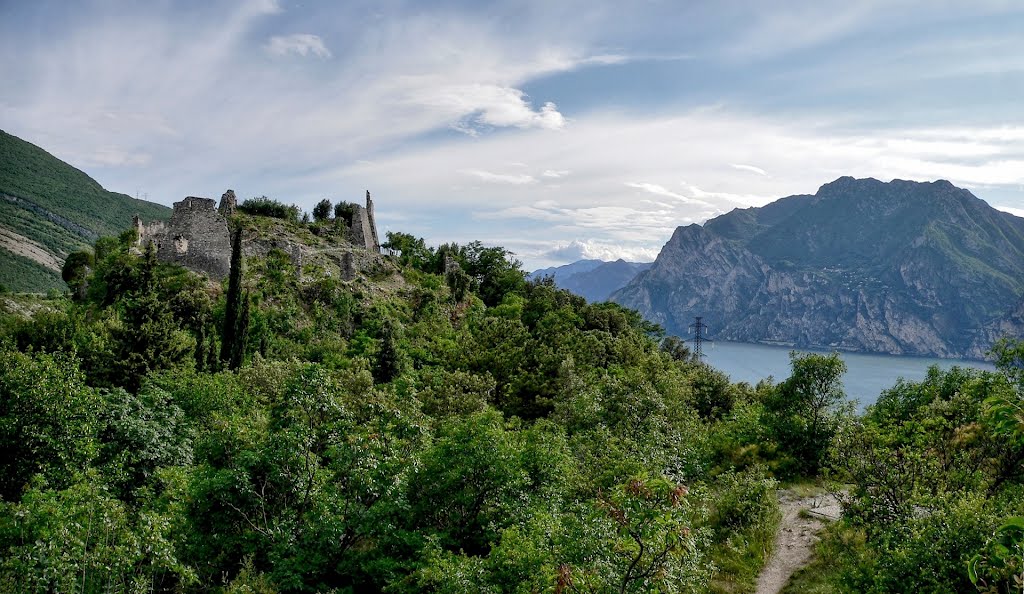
[2,0,1024,269]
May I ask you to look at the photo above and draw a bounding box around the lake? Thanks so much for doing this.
[702,340,996,409]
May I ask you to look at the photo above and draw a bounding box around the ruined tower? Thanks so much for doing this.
[219,189,237,217]
[136,196,231,279]
[366,190,380,253]
[334,191,380,253]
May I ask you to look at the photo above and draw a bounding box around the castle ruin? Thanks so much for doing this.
[333,191,380,253]
[134,189,380,281]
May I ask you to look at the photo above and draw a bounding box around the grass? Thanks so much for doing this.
[708,507,783,594]
[0,249,65,293]
[0,129,170,292]
[780,520,854,594]
[784,481,828,498]
[0,130,170,239]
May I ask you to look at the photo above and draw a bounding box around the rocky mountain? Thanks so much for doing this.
[0,129,170,292]
[611,177,1024,359]
[531,258,652,302]
[529,259,605,283]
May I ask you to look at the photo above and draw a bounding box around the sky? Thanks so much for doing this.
[2,0,1024,269]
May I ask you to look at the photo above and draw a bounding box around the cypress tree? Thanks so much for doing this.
[229,291,251,370]
[373,318,403,383]
[220,227,243,365]
[194,323,207,371]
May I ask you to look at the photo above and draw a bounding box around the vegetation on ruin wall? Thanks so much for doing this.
[237,196,301,222]
[0,222,1021,593]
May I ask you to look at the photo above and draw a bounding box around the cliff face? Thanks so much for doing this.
[612,177,1024,359]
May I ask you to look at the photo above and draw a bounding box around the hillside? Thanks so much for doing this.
[1,205,1022,593]
[0,129,170,292]
[612,177,1024,359]
[531,258,652,302]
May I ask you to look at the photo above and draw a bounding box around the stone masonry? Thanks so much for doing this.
[136,196,232,279]
[335,191,380,253]
[135,189,380,281]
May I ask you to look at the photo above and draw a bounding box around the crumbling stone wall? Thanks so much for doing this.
[219,189,237,217]
[335,191,380,253]
[137,196,231,279]
[135,188,381,282]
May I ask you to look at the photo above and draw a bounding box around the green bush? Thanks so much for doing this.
[238,196,300,222]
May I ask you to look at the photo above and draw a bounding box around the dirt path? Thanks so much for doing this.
[754,489,841,594]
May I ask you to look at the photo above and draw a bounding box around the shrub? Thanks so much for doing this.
[237,196,300,222]
[312,199,332,222]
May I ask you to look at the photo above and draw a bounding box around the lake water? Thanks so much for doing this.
[702,340,996,409]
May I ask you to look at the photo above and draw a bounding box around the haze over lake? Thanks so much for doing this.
[704,340,996,409]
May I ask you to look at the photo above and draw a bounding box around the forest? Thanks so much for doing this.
[1,211,1022,593]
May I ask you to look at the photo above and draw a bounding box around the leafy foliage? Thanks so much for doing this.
[238,196,301,222]
[10,219,1012,594]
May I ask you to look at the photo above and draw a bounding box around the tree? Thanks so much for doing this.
[766,351,848,475]
[373,317,404,384]
[0,347,100,501]
[221,227,248,369]
[312,199,332,222]
[61,250,94,300]
[107,289,194,391]
[382,232,433,269]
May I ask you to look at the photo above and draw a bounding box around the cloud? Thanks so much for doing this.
[625,182,712,206]
[730,163,768,176]
[537,239,660,264]
[266,34,332,58]
[995,205,1024,218]
[461,169,537,185]
[251,0,283,16]
[3,0,1024,273]
[426,85,566,134]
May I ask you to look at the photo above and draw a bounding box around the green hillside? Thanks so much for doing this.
[0,129,170,292]
[1,218,1021,593]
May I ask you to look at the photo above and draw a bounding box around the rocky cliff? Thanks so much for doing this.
[531,259,652,302]
[611,177,1024,359]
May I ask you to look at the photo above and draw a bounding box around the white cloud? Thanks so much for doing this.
[625,182,712,206]
[730,163,768,176]
[538,239,659,263]
[81,147,152,167]
[427,85,566,134]
[995,205,1024,218]
[3,0,1024,273]
[461,169,537,185]
[266,34,332,58]
[251,0,282,16]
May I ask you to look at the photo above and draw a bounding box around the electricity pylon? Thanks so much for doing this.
[688,316,712,359]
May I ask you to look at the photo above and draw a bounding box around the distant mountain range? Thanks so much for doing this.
[530,259,653,302]
[0,130,170,292]
[611,177,1024,360]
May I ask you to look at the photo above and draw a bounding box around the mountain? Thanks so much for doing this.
[611,177,1024,359]
[0,130,170,292]
[529,259,605,283]
[531,258,652,302]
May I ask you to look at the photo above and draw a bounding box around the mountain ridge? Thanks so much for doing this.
[530,258,652,302]
[0,129,170,292]
[612,177,1024,359]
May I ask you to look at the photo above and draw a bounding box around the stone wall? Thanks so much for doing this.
[139,196,231,279]
[136,189,382,282]
[334,191,380,253]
